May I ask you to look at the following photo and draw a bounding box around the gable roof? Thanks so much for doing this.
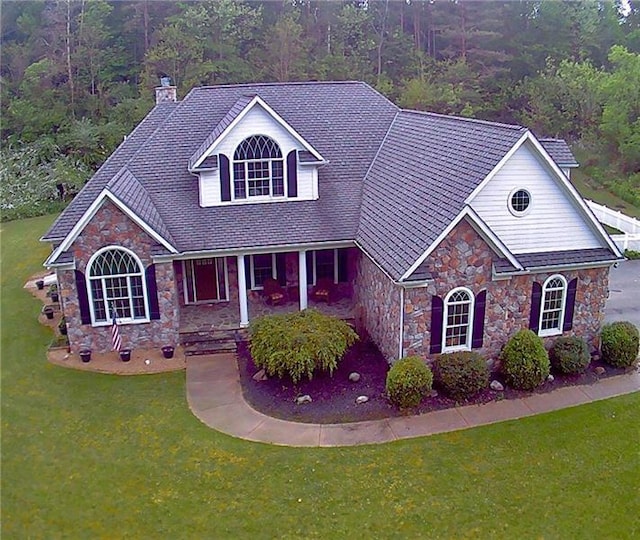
[539,138,579,167]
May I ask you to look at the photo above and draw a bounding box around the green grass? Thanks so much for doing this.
[2,215,640,538]
[571,169,640,220]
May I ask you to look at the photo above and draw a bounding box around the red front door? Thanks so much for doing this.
[193,259,218,302]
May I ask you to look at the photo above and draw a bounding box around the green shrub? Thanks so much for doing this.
[601,321,639,368]
[500,329,550,390]
[624,249,640,260]
[249,309,358,384]
[549,336,591,374]
[434,351,489,400]
[385,356,433,409]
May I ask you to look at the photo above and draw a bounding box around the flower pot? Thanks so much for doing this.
[119,349,131,362]
[50,292,59,303]
[161,346,175,359]
[36,280,44,290]
[80,349,91,363]
[59,324,67,336]
[43,307,54,320]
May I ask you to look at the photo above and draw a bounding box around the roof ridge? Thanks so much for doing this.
[182,80,366,100]
[399,108,527,131]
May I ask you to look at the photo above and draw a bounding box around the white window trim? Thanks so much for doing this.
[250,253,277,290]
[232,135,287,202]
[442,287,475,353]
[508,187,533,217]
[182,258,229,305]
[538,274,567,337]
[309,249,339,285]
[86,246,149,327]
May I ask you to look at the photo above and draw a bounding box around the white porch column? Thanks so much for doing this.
[237,254,249,327]
[298,250,308,310]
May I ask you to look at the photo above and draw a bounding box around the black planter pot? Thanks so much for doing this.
[161,346,175,359]
[50,292,59,303]
[43,307,54,320]
[36,280,44,290]
[120,349,131,362]
[59,324,67,336]
[80,349,91,363]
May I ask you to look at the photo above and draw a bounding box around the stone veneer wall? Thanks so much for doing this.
[59,200,179,353]
[403,219,610,364]
[353,250,401,361]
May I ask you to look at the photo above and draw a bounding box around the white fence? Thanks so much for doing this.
[586,200,640,252]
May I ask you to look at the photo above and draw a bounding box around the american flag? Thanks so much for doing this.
[111,305,122,352]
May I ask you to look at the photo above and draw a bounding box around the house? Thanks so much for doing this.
[42,81,623,361]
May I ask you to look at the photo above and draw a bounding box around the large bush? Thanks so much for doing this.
[601,321,639,368]
[434,351,489,401]
[500,329,550,390]
[249,309,358,384]
[385,356,433,409]
[549,336,591,374]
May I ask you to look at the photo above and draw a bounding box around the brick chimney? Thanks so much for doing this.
[155,76,177,104]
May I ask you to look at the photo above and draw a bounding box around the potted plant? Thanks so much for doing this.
[161,345,175,359]
[58,316,67,335]
[48,284,59,303]
[43,306,54,320]
[79,349,91,363]
[119,349,132,362]
[36,279,44,290]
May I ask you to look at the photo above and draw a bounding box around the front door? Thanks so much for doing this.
[184,258,228,303]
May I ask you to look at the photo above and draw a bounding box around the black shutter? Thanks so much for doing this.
[145,264,160,320]
[220,154,231,202]
[430,295,444,355]
[563,278,578,331]
[75,270,92,325]
[287,150,297,198]
[529,281,542,333]
[276,253,287,286]
[337,248,348,283]
[243,255,252,290]
[471,289,487,349]
[305,251,313,285]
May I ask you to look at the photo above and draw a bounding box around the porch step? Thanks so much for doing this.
[180,329,249,356]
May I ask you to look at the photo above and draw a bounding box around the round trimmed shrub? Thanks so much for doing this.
[549,336,591,374]
[434,351,489,400]
[601,321,639,368]
[500,329,550,390]
[386,356,433,409]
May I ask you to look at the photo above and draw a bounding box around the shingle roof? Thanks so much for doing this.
[539,139,579,167]
[494,248,619,274]
[357,111,527,279]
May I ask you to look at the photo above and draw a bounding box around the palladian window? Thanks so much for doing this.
[539,275,567,336]
[443,287,474,352]
[88,247,148,324]
[233,135,284,199]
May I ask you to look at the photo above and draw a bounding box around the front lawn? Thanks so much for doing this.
[2,215,639,538]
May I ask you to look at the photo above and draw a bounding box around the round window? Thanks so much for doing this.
[509,189,531,215]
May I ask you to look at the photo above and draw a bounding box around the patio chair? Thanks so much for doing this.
[311,277,335,304]
[262,278,287,306]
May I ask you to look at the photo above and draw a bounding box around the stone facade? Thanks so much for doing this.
[402,219,610,365]
[353,251,401,361]
[60,200,179,353]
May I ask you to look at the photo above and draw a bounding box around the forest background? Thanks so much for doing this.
[1,0,639,222]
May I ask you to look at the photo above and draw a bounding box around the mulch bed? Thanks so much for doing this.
[237,339,630,424]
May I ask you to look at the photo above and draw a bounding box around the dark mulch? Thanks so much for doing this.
[237,340,631,424]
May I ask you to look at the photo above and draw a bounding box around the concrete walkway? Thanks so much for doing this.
[186,354,640,447]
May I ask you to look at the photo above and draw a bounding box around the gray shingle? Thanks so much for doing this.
[516,248,618,269]
[539,139,578,167]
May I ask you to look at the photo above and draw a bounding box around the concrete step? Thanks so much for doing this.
[184,340,238,356]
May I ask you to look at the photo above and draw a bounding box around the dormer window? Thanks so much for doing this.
[233,135,284,199]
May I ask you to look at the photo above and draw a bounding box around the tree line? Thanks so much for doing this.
[1,0,639,221]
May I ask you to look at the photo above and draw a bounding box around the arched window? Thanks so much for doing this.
[443,287,474,352]
[87,247,148,324]
[539,275,567,336]
[233,135,284,199]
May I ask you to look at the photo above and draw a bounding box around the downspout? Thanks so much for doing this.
[398,285,405,360]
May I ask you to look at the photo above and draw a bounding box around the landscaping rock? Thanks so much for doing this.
[295,394,312,405]
[595,366,606,375]
[348,372,361,383]
[429,389,439,398]
[547,374,555,382]
[253,368,268,381]
[490,380,504,391]
[355,395,369,404]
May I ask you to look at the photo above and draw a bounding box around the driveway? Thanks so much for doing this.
[604,259,640,328]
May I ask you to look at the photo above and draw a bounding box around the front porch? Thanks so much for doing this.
[179,292,355,333]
